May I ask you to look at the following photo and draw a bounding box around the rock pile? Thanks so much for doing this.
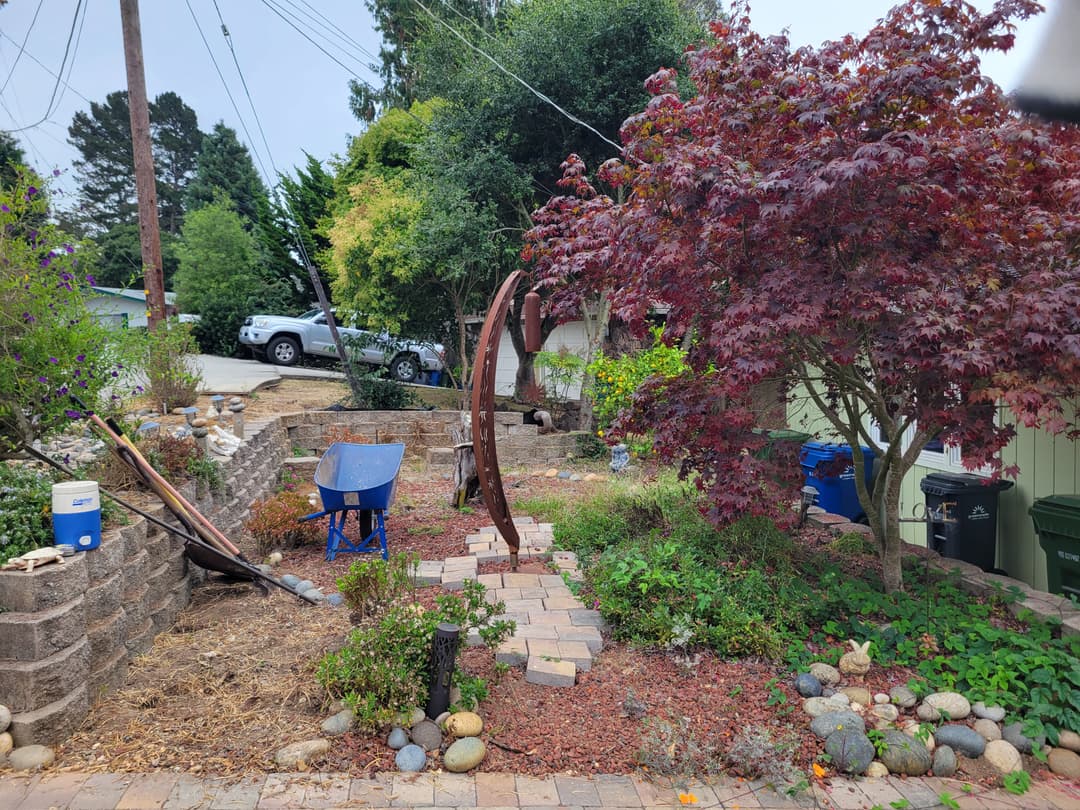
[796,644,1080,780]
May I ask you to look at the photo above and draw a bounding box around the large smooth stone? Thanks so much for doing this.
[972,702,1006,722]
[804,697,842,718]
[984,739,1023,773]
[1002,722,1044,754]
[0,732,12,757]
[321,709,354,736]
[0,704,10,733]
[923,692,970,720]
[387,728,409,750]
[1059,730,1080,753]
[933,745,958,777]
[825,729,875,775]
[410,720,443,752]
[444,711,483,738]
[934,724,986,758]
[870,704,899,723]
[274,739,330,769]
[395,744,427,772]
[973,719,1001,741]
[443,736,486,772]
[839,686,872,707]
[7,745,53,771]
[889,685,918,709]
[809,662,841,686]
[795,673,822,698]
[811,710,865,740]
[1048,748,1080,780]
[878,730,932,776]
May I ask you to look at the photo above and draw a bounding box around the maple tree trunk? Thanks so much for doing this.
[878,463,906,594]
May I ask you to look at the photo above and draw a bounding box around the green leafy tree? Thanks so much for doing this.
[84,222,180,290]
[173,198,295,356]
[150,91,203,235]
[351,0,507,119]
[0,171,121,454]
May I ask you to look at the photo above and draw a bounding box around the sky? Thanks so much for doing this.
[0,0,1055,206]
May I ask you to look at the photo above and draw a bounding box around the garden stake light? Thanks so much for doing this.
[798,485,818,528]
[425,622,460,719]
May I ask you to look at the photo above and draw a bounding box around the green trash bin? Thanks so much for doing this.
[1029,495,1080,599]
[753,429,813,461]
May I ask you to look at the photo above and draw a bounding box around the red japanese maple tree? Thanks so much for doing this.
[525,0,1080,592]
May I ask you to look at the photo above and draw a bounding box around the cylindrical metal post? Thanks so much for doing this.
[524,290,542,352]
[425,622,460,720]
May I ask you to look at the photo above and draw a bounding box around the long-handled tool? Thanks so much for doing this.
[25,444,318,604]
[58,402,319,605]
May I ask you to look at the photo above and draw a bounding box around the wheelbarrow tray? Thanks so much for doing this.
[315,442,405,512]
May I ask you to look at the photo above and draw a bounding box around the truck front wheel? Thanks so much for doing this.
[267,336,301,366]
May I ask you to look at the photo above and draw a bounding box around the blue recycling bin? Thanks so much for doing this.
[800,442,875,521]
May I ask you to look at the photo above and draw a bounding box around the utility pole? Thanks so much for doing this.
[119,0,167,330]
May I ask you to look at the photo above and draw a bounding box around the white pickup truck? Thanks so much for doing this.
[238,309,445,383]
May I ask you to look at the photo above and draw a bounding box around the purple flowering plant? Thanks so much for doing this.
[0,170,123,453]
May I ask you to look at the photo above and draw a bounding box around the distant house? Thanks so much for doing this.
[85,287,179,329]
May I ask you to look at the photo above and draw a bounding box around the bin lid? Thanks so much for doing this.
[919,472,1013,495]
[1030,495,1080,539]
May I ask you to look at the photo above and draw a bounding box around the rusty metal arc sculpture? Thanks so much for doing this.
[472,270,525,569]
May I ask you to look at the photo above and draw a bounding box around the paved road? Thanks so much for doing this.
[194,354,344,395]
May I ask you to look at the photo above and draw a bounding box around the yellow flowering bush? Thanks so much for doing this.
[587,328,689,440]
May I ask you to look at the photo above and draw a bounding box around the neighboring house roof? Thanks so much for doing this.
[90,286,177,306]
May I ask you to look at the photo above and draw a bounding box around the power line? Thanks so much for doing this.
[0,0,45,95]
[409,0,622,154]
[279,0,381,64]
[0,31,92,105]
[182,0,273,187]
[0,0,86,134]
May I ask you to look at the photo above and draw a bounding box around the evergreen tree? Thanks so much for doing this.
[279,152,335,291]
[186,123,267,225]
[150,92,202,235]
[68,91,136,231]
[0,132,26,188]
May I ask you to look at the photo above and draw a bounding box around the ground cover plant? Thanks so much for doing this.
[554,474,1080,752]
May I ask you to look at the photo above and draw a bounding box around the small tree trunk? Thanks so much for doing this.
[879,463,906,593]
[451,443,479,508]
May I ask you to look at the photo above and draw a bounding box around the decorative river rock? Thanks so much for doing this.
[443,736,486,772]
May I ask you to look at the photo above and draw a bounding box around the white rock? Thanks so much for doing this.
[8,745,54,771]
[873,693,890,705]
[865,761,890,778]
[984,739,1023,773]
[0,732,12,756]
[274,738,330,770]
[973,718,1002,741]
[0,704,9,733]
[923,692,971,720]
[871,704,899,723]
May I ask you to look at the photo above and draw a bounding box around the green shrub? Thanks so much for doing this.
[342,369,418,410]
[317,579,514,730]
[115,319,203,411]
[0,464,56,564]
[337,552,417,622]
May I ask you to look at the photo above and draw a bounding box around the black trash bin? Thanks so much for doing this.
[1029,496,1080,599]
[919,473,1014,571]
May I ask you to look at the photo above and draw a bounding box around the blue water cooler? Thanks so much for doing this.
[52,480,102,551]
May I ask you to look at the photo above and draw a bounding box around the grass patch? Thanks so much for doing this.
[511,493,570,523]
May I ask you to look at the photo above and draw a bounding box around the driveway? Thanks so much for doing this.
[194,355,343,395]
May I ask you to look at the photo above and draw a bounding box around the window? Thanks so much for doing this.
[867,420,981,475]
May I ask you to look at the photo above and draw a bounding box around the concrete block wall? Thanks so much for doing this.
[0,410,576,748]
[0,417,287,748]
[280,409,578,468]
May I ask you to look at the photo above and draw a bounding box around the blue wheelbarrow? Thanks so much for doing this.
[299,442,405,561]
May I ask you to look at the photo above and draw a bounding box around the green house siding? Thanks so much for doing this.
[786,397,1080,592]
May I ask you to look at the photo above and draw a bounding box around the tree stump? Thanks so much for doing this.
[452,442,480,508]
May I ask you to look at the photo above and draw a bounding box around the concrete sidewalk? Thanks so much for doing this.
[2,769,1078,809]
